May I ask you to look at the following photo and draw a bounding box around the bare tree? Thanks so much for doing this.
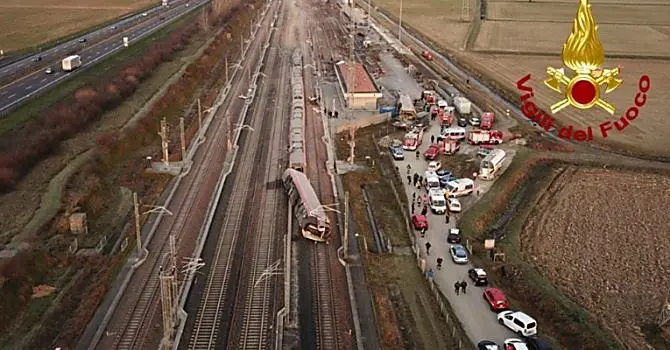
[199,8,210,32]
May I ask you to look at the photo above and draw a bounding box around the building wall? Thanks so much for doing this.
[347,95,378,110]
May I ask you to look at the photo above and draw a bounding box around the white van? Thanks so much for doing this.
[497,311,538,337]
[424,171,441,190]
[437,99,449,109]
[441,126,466,141]
[428,188,447,214]
[444,178,474,198]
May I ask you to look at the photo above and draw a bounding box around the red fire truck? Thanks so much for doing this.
[402,128,424,150]
[423,90,437,104]
[480,112,495,130]
[467,130,504,145]
[440,139,460,155]
[422,50,433,61]
[439,106,455,126]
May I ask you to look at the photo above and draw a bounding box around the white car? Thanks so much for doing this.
[504,339,529,350]
[447,198,461,212]
[497,311,537,337]
[449,244,468,264]
[427,160,441,172]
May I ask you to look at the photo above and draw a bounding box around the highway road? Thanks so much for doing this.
[0,0,208,116]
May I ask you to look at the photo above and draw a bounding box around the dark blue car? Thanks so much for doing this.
[436,169,454,187]
[389,145,404,160]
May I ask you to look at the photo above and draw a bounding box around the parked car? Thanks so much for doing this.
[457,116,468,127]
[44,67,53,74]
[111,25,117,29]
[497,311,537,337]
[32,56,42,62]
[447,198,461,212]
[525,336,553,350]
[78,38,87,43]
[447,228,461,243]
[411,214,428,230]
[424,144,440,160]
[504,338,529,350]
[478,340,500,350]
[389,145,404,160]
[468,268,488,286]
[427,160,441,172]
[449,244,468,264]
[436,169,454,187]
[484,287,510,311]
[477,147,492,158]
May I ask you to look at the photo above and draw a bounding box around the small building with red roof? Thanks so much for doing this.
[334,60,382,110]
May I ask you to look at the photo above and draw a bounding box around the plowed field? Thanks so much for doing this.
[523,167,670,348]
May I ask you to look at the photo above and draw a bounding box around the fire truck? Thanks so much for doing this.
[423,90,437,104]
[439,106,455,126]
[440,139,460,155]
[481,112,495,130]
[467,130,504,145]
[402,128,424,150]
[422,50,433,61]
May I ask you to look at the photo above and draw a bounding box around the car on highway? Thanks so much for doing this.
[447,198,461,212]
[468,268,488,286]
[389,144,404,160]
[447,228,461,243]
[32,56,42,62]
[427,160,441,172]
[504,338,529,350]
[78,38,87,43]
[142,12,148,16]
[449,244,468,264]
[111,25,118,29]
[484,287,509,311]
[497,310,537,337]
[45,67,53,74]
[411,214,428,230]
[478,340,500,350]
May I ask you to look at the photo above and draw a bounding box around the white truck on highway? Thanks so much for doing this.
[453,96,472,115]
[62,55,82,72]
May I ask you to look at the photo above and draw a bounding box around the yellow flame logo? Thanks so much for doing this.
[544,0,622,115]
[561,0,604,73]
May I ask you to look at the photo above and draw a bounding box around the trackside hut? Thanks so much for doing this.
[334,60,383,110]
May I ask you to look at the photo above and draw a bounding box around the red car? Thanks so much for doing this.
[411,214,428,230]
[423,144,440,160]
[483,287,509,312]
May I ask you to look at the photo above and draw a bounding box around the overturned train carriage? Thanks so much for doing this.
[282,168,331,242]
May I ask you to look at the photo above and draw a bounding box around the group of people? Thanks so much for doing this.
[453,280,468,295]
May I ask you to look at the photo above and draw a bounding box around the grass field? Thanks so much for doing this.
[371,0,670,158]
[0,0,155,53]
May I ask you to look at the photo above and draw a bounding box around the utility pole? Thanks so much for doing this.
[225,56,229,84]
[179,117,186,162]
[461,0,471,22]
[226,114,232,150]
[160,235,179,349]
[347,5,357,165]
[343,191,350,259]
[197,98,202,133]
[133,192,142,256]
[398,0,403,42]
[158,118,169,166]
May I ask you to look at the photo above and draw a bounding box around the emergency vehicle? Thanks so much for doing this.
[479,149,506,180]
[440,139,461,155]
[428,188,447,214]
[402,129,423,151]
[441,126,466,141]
[467,130,503,145]
[423,90,437,104]
[444,178,475,198]
[423,144,440,160]
[481,112,495,129]
[439,106,455,126]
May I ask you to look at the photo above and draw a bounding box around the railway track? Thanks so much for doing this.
[300,2,353,347]
[185,5,286,349]
[94,3,277,349]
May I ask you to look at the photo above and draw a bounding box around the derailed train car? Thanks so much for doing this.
[282,168,331,242]
[288,48,306,172]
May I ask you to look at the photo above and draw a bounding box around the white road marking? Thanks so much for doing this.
[41,78,47,83]
[8,93,16,99]
[25,85,32,90]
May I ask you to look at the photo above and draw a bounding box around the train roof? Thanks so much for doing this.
[283,168,327,218]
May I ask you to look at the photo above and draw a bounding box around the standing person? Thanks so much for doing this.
[454,281,460,295]
[421,205,428,216]
[430,135,435,144]
[412,192,416,201]
[406,164,412,175]
[425,241,432,255]
[415,150,420,159]
[413,173,419,185]
[416,179,421,189]
[421,227,426,237]
[461,280,468,294]
[437,257,443,269]
[445,213,450,224]
[411,203,415,213]
[407,175,412,185]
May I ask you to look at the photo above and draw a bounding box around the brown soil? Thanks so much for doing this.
[523,167,670,349]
